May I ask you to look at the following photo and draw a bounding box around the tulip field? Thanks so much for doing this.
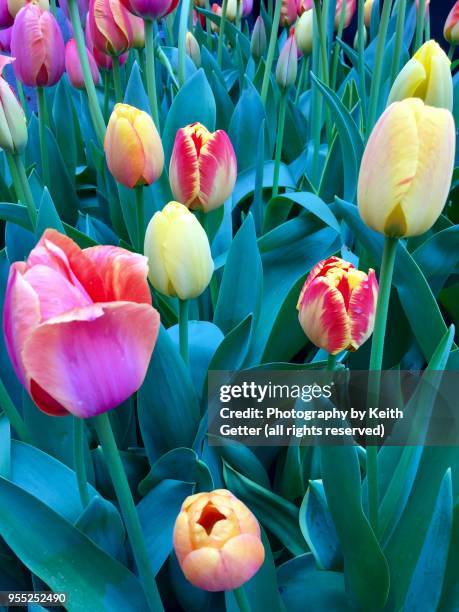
[1,0,459,609]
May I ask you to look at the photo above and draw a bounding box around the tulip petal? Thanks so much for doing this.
[40,11,65,86]
[424,54,453,112]
[173,511,194,560]
[198,131,237,211]
[3,263,40,386]
[298,277,350,355]
[349,269,378,351]
[144,211,173,296]
[104,116,144,188]
[169,129,200,206]
[11,4,47,86]
[84,245,152,304]
[387,59,426,106]
[133,112,164,185]
[23,302,160,417]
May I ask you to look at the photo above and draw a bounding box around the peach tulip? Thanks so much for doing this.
[387,40,453,111]
[297,257,378,355]
[88,0,133,56]
[3,230,160,418]
[169,122,237,212]
[358,98,455,238]
[173,490,265,591]
[65,39,100,89]
[104,103,164,188]
[444,1,459,45]
[11,4,65,87]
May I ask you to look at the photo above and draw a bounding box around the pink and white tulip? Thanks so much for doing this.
[297,257,378,355]
[3,230,160,418]
[169,122,237,212]
[11,4,65,87]
[65,39,100,89]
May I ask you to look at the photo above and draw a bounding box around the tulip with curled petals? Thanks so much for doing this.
[173,490,265,591]
[105,103,164,189]
[387,40,453,112]
[65,39,100,89]
[358,98,455,238]
[297,257,378,355]
[169,122,237,212]
[0,56,27,154]
[88,0,133,56]
[0,0,48,28]
[120,0,178,20]
[11,4,65,87]
[3,229,160,418]
[444,1,459,45]
[144,202,214,300]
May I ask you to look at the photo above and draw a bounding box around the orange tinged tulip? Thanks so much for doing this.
[173,489,265,591]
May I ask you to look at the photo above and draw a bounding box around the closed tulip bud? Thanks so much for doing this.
[65,39,100,89]
[173,490,265,591]
[280,0,297,26]
[88,0,133,56]
[169,123,237,212]
[105,103,164,189]
[186,31,201,68]
[210,3,221,31]
[120,0,178,19]
[364,0,374,28]
[11,4,65,87]
[0,56,27,154]
[353,25,367,50]
[85,12,129,69]
[144,202,214,299]
[129,12,145,48]
[276,29,297,91]
[0,0,48,28]
[295,9,313,56]
[444,1,459,44]
[251,16,267,59]
[358,98,455,238]
[3,229,160,418]
[388,40,453,111]
[297,257,378,355]
[0,27,12,53]
[334,0,356,29]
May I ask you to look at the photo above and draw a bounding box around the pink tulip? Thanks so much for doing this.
[65,39,100,89]
[335,0,356,29]
[169,122,237,212]
[296,0,312,15]
[11,4,65,87]
[297,257,378,355]
[3,229,160,418]
[444,1,459,44]
[85,10,129,69]
[280,0,298,26]
[120,0,178,20]
[0,27,12,53]
[88,0,133,57]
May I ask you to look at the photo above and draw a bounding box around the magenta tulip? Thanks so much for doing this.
[121,0,178,21]
[65,39,100,89]
[0,27,12,53]
[11,4,65,87]
[3,229,160,418]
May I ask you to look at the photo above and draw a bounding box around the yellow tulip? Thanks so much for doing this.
[295,9,313,56]
[387,40,453,111]
[358,98,455,238]
[144,202,214,299]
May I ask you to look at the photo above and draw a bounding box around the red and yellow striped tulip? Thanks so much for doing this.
[358,98,455,237]
[105,103,164,189]
[169,123,237,212]
[387,40,453,111]
[297,257,378,355]
[173,489,265,591]
[444,1,459,45]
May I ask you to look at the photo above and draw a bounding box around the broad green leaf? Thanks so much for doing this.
[209,314,253,371]
[35,189,64,236]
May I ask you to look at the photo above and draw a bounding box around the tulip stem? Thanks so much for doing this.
[448,44,456,61]
[326,353,337,371]
[217,0,229,69]
[112,57,123,104]
[36,87,50,188]
[67,0,106,146]
[367,235,398,535]
[357,0,367,129]
[15,80,27,113]
[135,185,145,253]
[389,0,406,86]
[366,0,392,133]
[0,377,30,444]
[103,72,110,121]
[13,154,37,228]
[294,57,308,104]
[178,0,192,86]
[414,0,425,52]
[272,92,287,199]
[233,586,251,612]
[330,0,347,92]
[93,413,164,612]
[261,0,282,105]
[73,417,90,508]
[145,20,160,129]
[178,299,189,364]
